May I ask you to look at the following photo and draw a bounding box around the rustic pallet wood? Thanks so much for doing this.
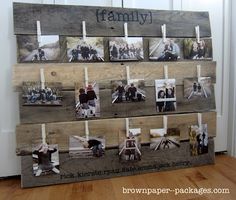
[20,139,214,188]
[13,3,211,37]
[16,111,216,156]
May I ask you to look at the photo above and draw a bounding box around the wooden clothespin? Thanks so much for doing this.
[125,118,129,137]
[36,20,42,46]
[195,25,200,43]
[163,115,168,134]
[197,64,201,82]
[40,68,45,90]
[197,113,202,130]
[85,120,89,141]
[82,21,87,41]
[126,65,130,82]
[41,124,46,144]
[84,67,88,87]
[124,22,128,41]
[164,65,169,80]
[161,24,167,43]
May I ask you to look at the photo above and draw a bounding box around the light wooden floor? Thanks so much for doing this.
[0,155,236,200]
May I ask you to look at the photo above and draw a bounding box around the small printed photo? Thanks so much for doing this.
[111,80,146,104]
[69,135,105,158]
[22,82,62,106]
[119,128,141,162]
[109,37,144,61]
[149,38,182,61]
[17,35,60,62]
[150,128,180,151]
[183,39,212,60]
[66,37,104,62]
[155,79,177,112]
[189,124,208,156]
[184,77,212,100]
[32,143,60,176]
[75,82,100,119]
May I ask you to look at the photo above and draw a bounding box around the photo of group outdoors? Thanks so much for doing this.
[149,38,182,61]
[109,37,144,61]
[119,128,141,162]
[17,35,60,62]
[75,82,100,119]
[184,77,212,100]
[111,80,146,104]
[189,124,208,156]
[155,79,177,112]
[66,37,104,62]
[22,82,62,106]
[32,143,60,177]
[183,39,212,60]
[150,128,180,151]
[69,135,105,158]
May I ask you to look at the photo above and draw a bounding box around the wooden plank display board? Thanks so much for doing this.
[12,3,217,188]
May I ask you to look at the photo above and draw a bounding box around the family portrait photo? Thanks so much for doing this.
[189,124,208,156]
[22,82,62,106]
[17,35,60,62]
[109,37,144,61]
[155,79,177,112]
[32,143,60,177]
[149,38,182,61]
[150,128,180,151]
[67,37,104,62]
[75,82,100,119]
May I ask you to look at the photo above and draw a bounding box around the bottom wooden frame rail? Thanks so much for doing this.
[20,139,215,188]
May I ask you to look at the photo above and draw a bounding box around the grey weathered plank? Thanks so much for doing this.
[20,139,215,188]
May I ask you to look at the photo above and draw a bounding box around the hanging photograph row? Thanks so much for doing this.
[17,35,212,62]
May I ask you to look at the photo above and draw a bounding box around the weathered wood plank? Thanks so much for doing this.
[13,3,211,37]
[13,61,216,90]
[20,139,215,188]
[16,111,216,155]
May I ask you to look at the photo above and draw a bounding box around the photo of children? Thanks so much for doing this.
[17,35,60,62]
[111,80,146,104]
[155,79,176,112]
[189,124,208,156]
[32,143,60,176]
[22,82,62,106]
[75,82,100,118]
[69,135,105,158]
[66,37,104,62]
[149,38,182,61]
[150,128,180,151]
[109,37,144,61]
[183,39,212,60]
[184,77,212,100]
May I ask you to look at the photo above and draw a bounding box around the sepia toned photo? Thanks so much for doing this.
[183,38,212,60]
[189,124,208,156]
[69,135,105,158]
[75,82,100,119]
[184,77,212,100]
[32,143,60,176]
[22,82,62,106]
[109,37,144,61]
[17,35,60,62]
[66,37,104,62]
[150,128,180,151]
[111,79,146,104]
[155,79,177,112]
[149,38,182,61]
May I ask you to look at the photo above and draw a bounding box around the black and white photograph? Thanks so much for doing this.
[183,38,212,60]
[17,35,60,62]
[111,79,146,104]
[184,77,212,100]
[150,128,180,151]
[32,143,60,177]
[22,82,62,106]
[189,124,208,156]
[149,38,182,61]
[75,82,100,119]
[119,128,141,162]
[69,135,105,158]
[109,37,144,61]
[155,79,177,112]
[66,37,104,62]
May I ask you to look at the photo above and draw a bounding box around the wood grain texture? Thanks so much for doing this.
[16,111,216,155]
[13,3,211,37]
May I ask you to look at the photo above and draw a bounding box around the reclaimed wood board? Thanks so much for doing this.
[20,139,215,188]
[13,3,211,37]
[16,111,216,155]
